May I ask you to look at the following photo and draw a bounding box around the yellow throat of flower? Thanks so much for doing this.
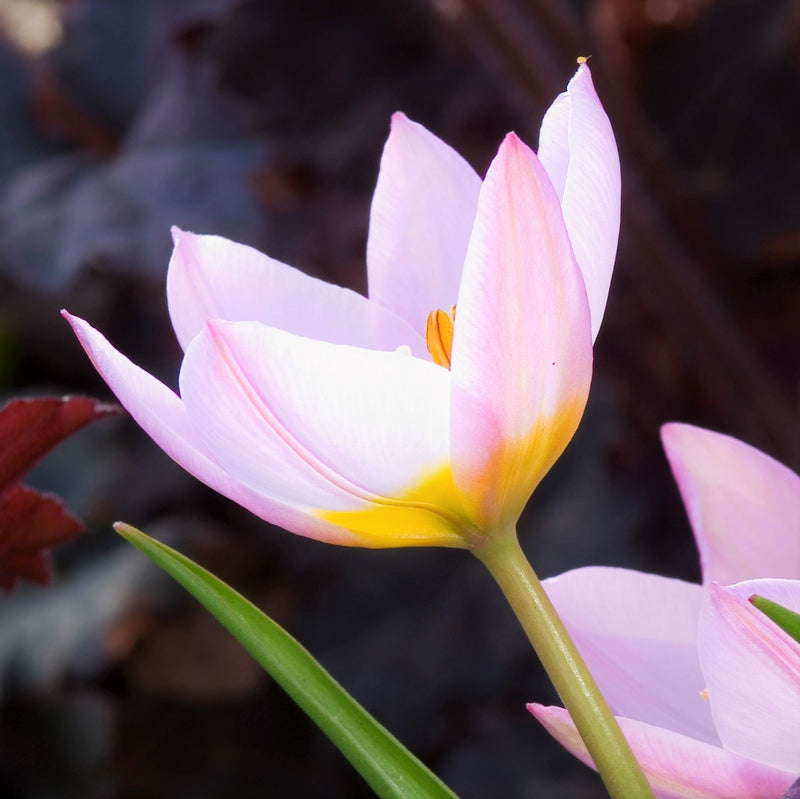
[425,305,456,369]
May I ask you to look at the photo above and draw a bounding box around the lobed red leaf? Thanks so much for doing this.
[0,396,118,590]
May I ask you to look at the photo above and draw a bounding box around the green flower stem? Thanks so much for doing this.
[474,530,654,799]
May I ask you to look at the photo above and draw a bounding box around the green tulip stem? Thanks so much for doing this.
[474,530,655,799]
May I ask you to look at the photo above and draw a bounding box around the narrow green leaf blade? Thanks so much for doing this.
[115,522,459,799]
[750,594,800,645]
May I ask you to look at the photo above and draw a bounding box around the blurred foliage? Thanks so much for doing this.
[0,396,115,590]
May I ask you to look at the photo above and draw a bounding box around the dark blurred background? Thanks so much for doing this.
[0,0,797,796]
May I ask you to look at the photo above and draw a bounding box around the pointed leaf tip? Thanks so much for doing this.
[0,395,119,490]
[750,594,800,646]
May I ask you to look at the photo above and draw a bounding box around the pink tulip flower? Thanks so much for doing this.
[63,65,619,549]
[529,425,800,797]
[662,422,800,584]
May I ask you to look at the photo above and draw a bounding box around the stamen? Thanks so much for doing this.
[425,305,456,369]
[699,688,710,701]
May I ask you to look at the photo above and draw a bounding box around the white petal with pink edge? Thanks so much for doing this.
[700,579,800,773]
[167,228,425,356]
[538,65,621,342]
[543,566,715,743]
[61,312,360,545]
[366,113,481,336]
[529,704,796,799]
[449,133,592,530]
[179,320,462,519]
[661,423,800,585]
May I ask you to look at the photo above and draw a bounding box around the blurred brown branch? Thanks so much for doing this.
[426,0,800,469]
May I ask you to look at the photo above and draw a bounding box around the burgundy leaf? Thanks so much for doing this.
[0,484,84,590]
[0,396,118,590]
[0,396,117,494]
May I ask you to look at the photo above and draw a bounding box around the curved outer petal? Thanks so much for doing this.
[529,704,795,799]
[543,566,715,743]
[167,227,425,356]
[366,113,482,336]
[449,133,593,531]
[179,320,476,547]
[699,579,800,773]
[61,312,361,545]
[662,423,800,585]
[538,64,621,342]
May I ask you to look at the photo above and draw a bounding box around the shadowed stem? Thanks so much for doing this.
[474,530,655,799]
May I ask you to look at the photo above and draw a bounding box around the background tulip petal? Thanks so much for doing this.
[179,320,472,546]
[366,113,481,335]
[529,704,795,799]
[167,228,425,355]
[661,423,800,585]
[62,313,359,545]
[543,566,715,743]
[449,133,592,530]
[699,580,800,773]
[538,65,621,342]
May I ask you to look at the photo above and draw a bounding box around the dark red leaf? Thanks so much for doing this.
[0,396,118,495]
[0,396,118,590]
[0,550,51,590]
[0,484,84,591]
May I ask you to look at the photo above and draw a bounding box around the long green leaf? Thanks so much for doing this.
[115,522,459,799]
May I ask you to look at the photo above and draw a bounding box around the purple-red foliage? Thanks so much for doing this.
[0,396,117,590]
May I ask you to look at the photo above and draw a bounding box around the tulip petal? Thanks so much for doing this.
[538,89,571,201]
[543,566,716,743]
[661,423,800,585]
[366,113,482,336]
[449,134,592,530]
[179,320,475,547]
[61,312,359,545]
[529,704,795,799]
[699,580,800,773]
[538,65,621,341]
[167,228,425,355]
